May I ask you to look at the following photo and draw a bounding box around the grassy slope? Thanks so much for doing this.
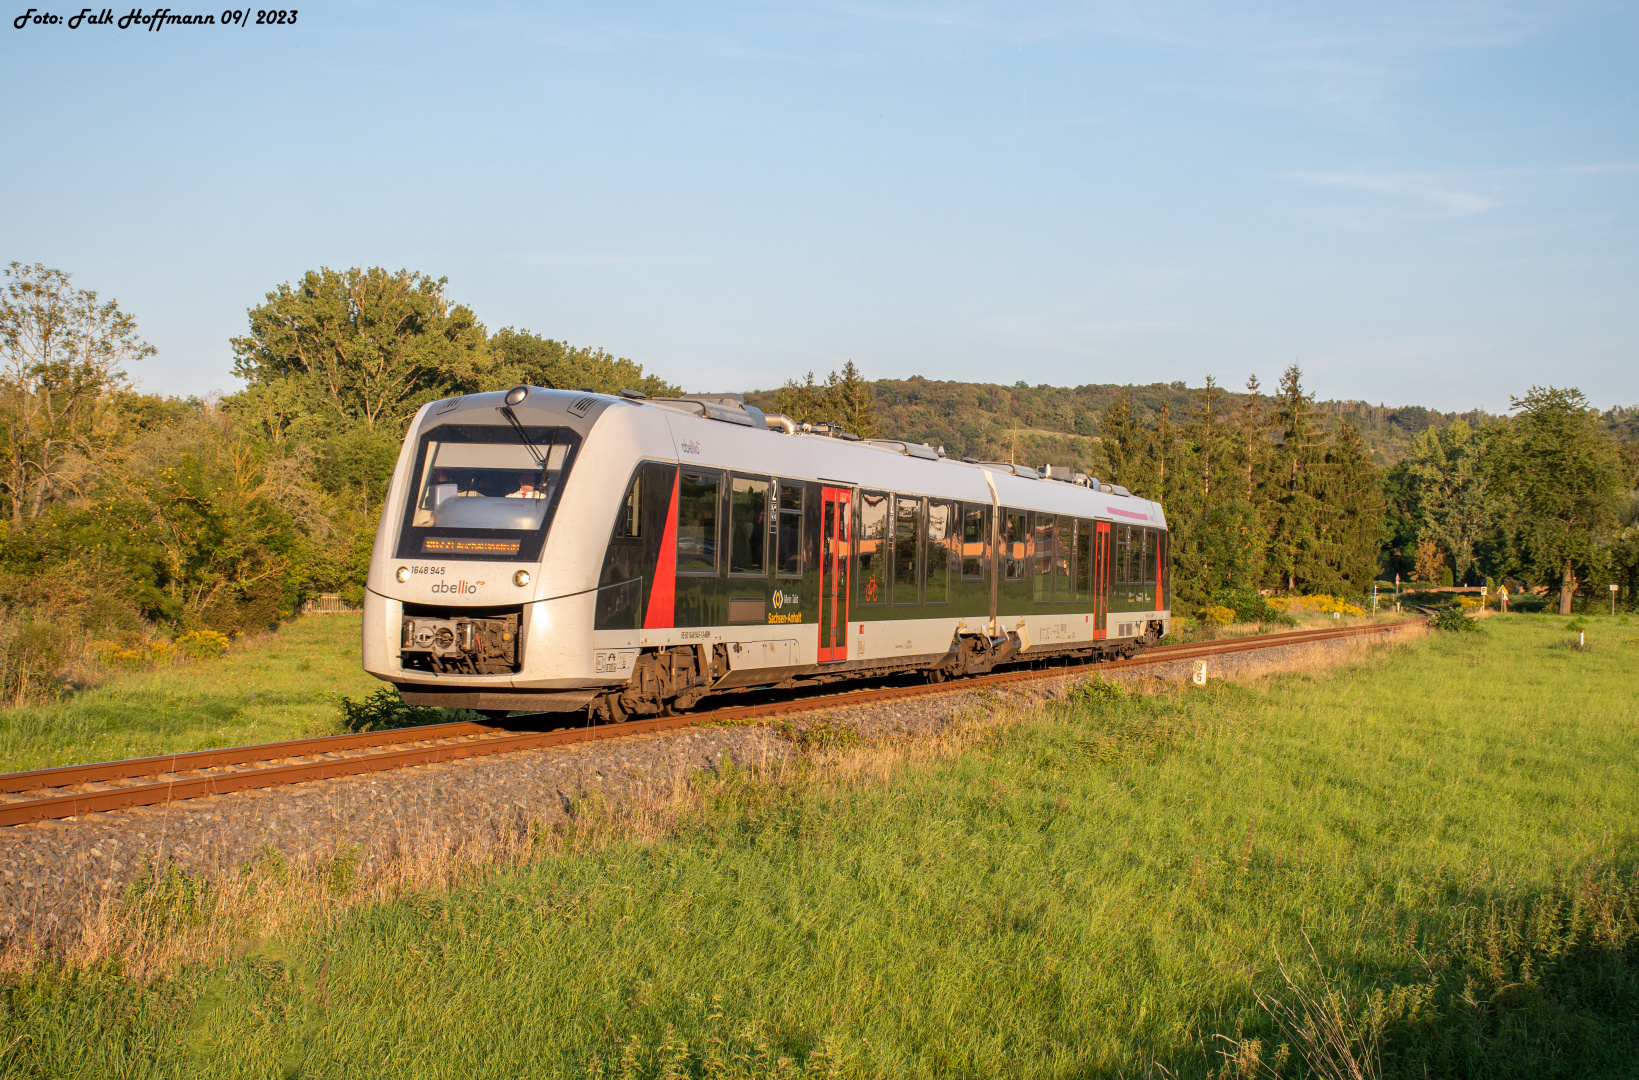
[0,615,379,773]
[7,615,1639,1078]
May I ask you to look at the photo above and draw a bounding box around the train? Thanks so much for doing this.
[362,385,1172,719]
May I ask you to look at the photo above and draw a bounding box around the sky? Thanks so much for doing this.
[3,1,1636,413]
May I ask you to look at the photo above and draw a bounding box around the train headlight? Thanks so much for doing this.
[396,566,410,583]
[513,570,531,587]
[504,385,530,406]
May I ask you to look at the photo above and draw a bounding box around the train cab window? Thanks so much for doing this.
[926,501,952,604]
[1004,511,1028,581]
[1055,516,1072,602]
[893,496,922,604]
[397,423,580,562]
[1074,521,1092,602]
[777,481,803,577]
[961,505,989,580]
[1032,514,1055,602]
[856,491,889,604]
[729,476,769,575]
[677,468,721,574]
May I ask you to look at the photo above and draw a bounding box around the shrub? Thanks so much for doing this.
[1067,676,1126,711]
[1218,589,1300,627]
[176,629,231,660]
[337,686,463,732]
[1431,607,1480,633]
[1196,605,1236,626]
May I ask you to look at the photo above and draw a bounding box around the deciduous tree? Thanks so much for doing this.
[1495,386,1624,613]
[0,262,153,523]
[230,267,489,431]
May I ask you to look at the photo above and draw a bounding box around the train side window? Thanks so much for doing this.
[1032,513,1055,602]
[677,468,721,574]
[961,505,989,580]
[1115,524,1130,584]
[1055,515,1072,602]
[1004,511,1028,581]
[926,500,952,604]
[615,470,642,538]
[1075,521,1092,602]
[777,481,803,577]
[1138,528,1153,585]
[729,475,769,575]
[856,490,889,604]
[893,495,922,604]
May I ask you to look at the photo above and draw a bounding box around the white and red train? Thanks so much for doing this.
[363,386,1172,719]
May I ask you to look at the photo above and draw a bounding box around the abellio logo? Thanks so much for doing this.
[431,580,484,595]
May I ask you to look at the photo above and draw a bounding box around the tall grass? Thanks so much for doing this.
[3,616,1636,1078]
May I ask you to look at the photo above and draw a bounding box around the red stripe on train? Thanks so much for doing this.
[642,470,679,629]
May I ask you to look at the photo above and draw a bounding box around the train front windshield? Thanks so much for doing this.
[395,424,580,561]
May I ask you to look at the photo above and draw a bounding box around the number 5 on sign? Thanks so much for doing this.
[1192,660,1208,686]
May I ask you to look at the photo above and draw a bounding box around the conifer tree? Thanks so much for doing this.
[1099,389,1146,492]
[1324,419,1386,590]
[1407,418,1492,585]
[1264,365,1326,592]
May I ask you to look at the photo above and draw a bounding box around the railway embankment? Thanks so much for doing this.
[0,620,1421,961]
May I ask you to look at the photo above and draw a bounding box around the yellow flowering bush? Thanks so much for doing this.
[177,629,231,660]
[1195,606,1236,626]
[1265,594,1367,617]
[94,638,176,670]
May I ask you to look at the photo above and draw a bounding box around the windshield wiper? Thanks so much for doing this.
[498,405,547,468]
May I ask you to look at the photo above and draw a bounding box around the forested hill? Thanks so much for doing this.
[746,377,1503,474]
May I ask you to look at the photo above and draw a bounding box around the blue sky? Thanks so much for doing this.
[3,1,1636,412]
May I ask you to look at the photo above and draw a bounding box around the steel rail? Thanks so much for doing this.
[0,619,1417,827]
[0,721,507,794]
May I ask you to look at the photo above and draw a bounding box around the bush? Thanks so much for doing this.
[337,686,465,732]
[176,629,231,660]
[1067,676,1126,711]
[1217,589,1299,627]
[1195,605,1236,627]
[1431,607,1481,633]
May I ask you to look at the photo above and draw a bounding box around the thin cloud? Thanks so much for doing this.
[1287,169,1506,217]
[519,253,650,267]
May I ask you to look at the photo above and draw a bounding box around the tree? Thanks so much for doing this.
[1196,500,1264,600]
[1495,386,1624,613]
[1264,365,1326,592]
[1320,420,1386,591]
[489,328,679,398]
[0,262,154,523]
[230,267,489,432]
[1185,375,1236,501]
[1099,389,1145,491]
[1406,419,1495,586]
[773,361,880,439]
[1414,539,1444,585]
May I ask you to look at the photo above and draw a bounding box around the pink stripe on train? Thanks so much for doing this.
[1106,506,1150,521]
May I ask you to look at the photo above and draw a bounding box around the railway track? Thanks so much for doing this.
[0,619,1417,828]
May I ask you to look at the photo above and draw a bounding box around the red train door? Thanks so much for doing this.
[1093,522,1111,639]
[818,487,852,662]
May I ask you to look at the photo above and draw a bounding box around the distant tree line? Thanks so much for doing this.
[754,370,1636,616]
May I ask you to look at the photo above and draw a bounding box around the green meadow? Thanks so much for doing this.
[0,616,380,773]
[5,614,1638,1078]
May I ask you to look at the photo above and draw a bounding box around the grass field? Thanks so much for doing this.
[4,614,1638,1078]
[0,615,380,773]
